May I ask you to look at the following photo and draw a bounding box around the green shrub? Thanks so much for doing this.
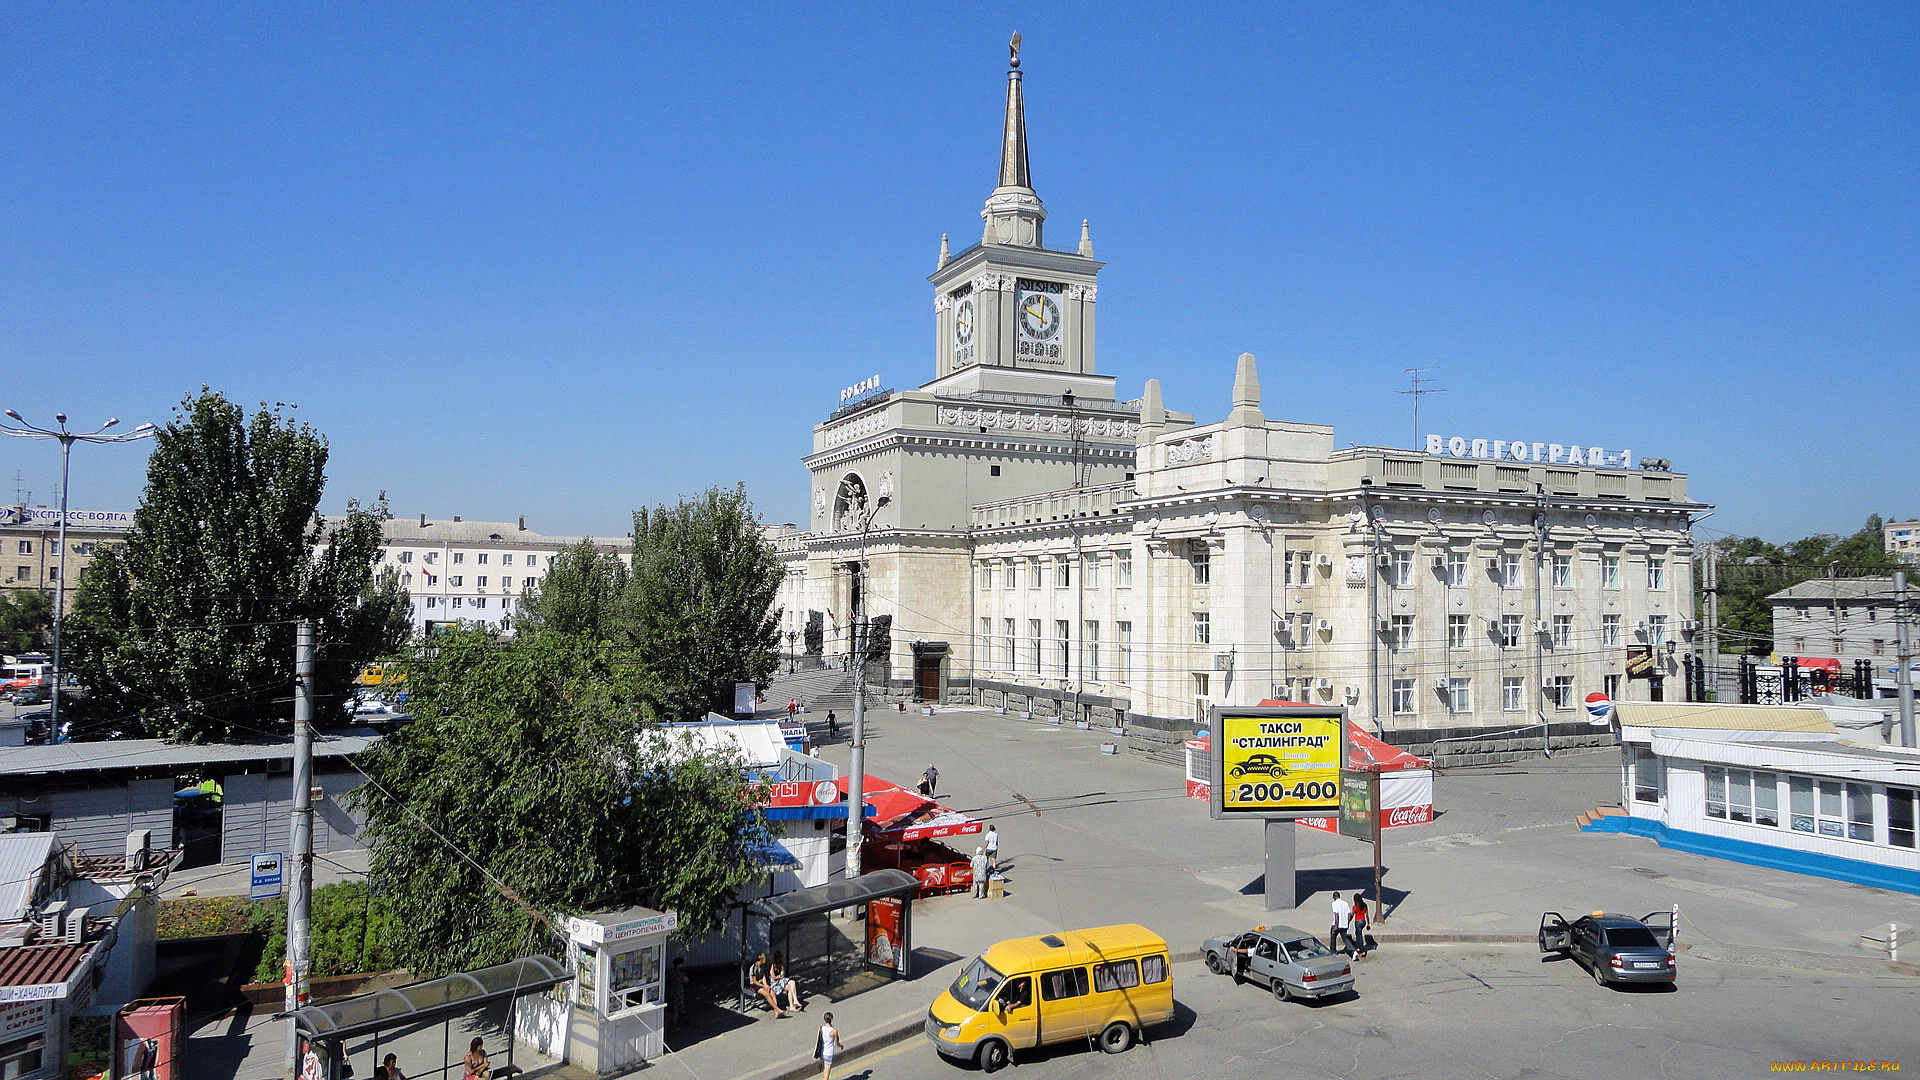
[250,882,397,984]
[156,895,252,939]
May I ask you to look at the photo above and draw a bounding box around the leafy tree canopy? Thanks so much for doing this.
[0,590,52,654]
[350,628,773,976]
[65,389,410,742]
[514,540,631,639]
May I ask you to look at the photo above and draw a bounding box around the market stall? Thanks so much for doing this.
[833,775,984,896]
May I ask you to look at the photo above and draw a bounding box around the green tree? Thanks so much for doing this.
[514,540,631,639]
[0,590,52,654]
[64,390,411,742]
[1707,517,1901,654]
[627,485,784,723]
[349,629,773,976]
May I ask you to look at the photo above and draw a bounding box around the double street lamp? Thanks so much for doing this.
[1,411,156,733]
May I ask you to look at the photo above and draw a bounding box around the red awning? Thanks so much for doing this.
[1253,703,1433,771]
[1795,657,1842,673]
[833,775,983,842]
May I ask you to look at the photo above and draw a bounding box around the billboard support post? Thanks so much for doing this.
[1263,819,1295,911]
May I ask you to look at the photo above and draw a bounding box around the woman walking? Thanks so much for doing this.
[817,1012,843,1080]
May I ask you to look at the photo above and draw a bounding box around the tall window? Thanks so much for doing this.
[1293,611,1314,648]
[1082,553,1100,589]
[1500,614,1522,649]
[1390,550,1413,588]
[1083,620,1100,680]
[501,577,513,589]
[1190,542,1211,585]
[1006,563,1018,590]
[1056,559,1071,588]
[1630,746,1663,803]
[1447,614,1470,648]
[1502,676,1524,712]
[1445,551,1469,587]
[15,541,31,555]
[1446,677,1471,714]
[1028,619,1042,673]
[1647,557,1666,590]
[1602,614,1621,646]
[476,576,488,588]
[1548,674,1574,708]
[1552,614,1572,648]
[1602,554,1620,588]
[1604,673,1622,700]
[1391,679,1415,715]
[1055,619,1071,674]
[477,553,489,564]
[1500,552,1521,587]
[1286,550,1314,586]
[981,618,992,663]
[1029,558,1042,588]
[1390,615,1413,651]
[1889,788,1917,849]
[502,553,515,566]
[453,552,464,564]
[1192,612,1211,644]
[1551,553,1572,588]
[1003,618,1016,669]
[1648,615,1668,646]
[980,566,994,591]
[1117,550,1133,588]
[449,576,464,588]
[424,551,438,564]
[398,550,413,564]
[1116,621,1133,682]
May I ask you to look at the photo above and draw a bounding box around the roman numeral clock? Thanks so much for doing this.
[1016,278,1063,363]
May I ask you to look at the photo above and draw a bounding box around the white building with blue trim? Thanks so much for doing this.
[1591,702,1919,895]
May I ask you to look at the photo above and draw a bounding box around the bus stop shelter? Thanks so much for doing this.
[281,955,568,1079]
[740,869,918,1008]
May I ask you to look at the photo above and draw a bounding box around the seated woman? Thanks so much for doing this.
[769,951,804,1012]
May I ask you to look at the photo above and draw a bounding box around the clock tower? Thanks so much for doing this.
[928,37,1104,390]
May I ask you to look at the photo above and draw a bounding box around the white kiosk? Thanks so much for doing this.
[559,906,678,1073]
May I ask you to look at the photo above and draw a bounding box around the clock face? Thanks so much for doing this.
[1018,292,1061,340]
[954,297,975,344]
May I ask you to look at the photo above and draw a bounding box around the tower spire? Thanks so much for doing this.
[982,33,1047,248]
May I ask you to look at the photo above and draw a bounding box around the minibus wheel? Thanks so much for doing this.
[1098,1022,1134,1054]
[978,1038,1011,1073]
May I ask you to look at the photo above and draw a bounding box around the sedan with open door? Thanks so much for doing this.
[1539,911,1676,987]
[1201,925,1354,1003]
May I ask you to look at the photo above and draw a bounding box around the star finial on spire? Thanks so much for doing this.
[1009,32,1021,69]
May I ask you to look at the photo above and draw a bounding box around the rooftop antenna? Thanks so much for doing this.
[1401,368,1446,449]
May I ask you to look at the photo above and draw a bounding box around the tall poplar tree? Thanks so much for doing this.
[66,389,410,742]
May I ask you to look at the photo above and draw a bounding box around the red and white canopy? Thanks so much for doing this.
[833,775,983,843]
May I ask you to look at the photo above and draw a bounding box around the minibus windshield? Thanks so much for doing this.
[948,956,1007,1011]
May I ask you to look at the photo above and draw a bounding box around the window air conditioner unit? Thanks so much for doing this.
[1377,553,1394,567]
[1680,619,1699,633]
[63,905,90,945]
[1431,556,1447,570]
[1487,617,1502,630]
[1315,618,1333,633]
[1343,685,1360,701]
[1533,619,1549,633]
[1634,621,1648,633]
[1213,652,1235,671]
[1315,677,1333,691]
[1377,617,1393,631]
[1432,678,1450,690]
[1486,557,1501,571]
[1315,553,1333,567]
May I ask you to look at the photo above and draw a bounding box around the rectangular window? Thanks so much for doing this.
[1293,611,1314,647]
[1500,552,1521,587]
[426,596,439,608]
[449,576,463,587]
[1192,612,1211,645]
[1647,557,1666,590]
[1817,780,1845,838]
[477,576,488,588]
[1447,614,1469,649]
[398,550,413,564]
[1500,614,1521,649]
[1604,673,1622,700]
[1391,678,1414,715]
[1056,559,1071,588]
[1191,542,1211,585]
[1040,967,1089,1001]
[1117,550,1133,588]
[452,597,464,609]
[1631,746,1662,803]
[1706,766,1726,820]
[1548,674,1574,708]
[425,574,437,586]
[1286,550,1314,586]
[1446,551,1468,587]
[1003,619,1016,669]
[1116,621,1133,682]
[45,566,57,583]
[473,598,487,609]
[1648,615,1668,647]
[1790,776,1815,833]
[477,553,489,564]
[1006,564,1017,590]
[424,551,438,564]
[1141,954,1169,984]
[1752,772,1780,827]
[1390,615,1413,651]
[1082,553,1099,589]
[1551,553,1572,588]
[1502,676,1524,712]
[48,541,60,556]
[15,541,31,555]
[1602,554,1620,588]
[1092,959,1140,992]
[528,554,540,567]
[1390,550,1412,588]
[1552,614,1572,648]
[73,542,95,555]
[0,1034,45,1076]
[453,552,464,564]
[502,576,513,589]
[1890,788,1916,849]
[1028,619,1042,674]
[981,618,992,664]
[1055,619,1071,674]
[1447,677,1471,714]
[1602,614,1621,646]
[1847,783,1874,841]
[1083,621,1100,680]
[503,554,515,566]
[1029,558,1041,589]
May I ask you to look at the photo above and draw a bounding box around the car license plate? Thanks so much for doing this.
[1634,962,1662,970]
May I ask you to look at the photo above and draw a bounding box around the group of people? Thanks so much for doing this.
[969,823,1000,897]
[748,950,805,1017]
[1329,892,1372,959]
[362,1039,486,1080]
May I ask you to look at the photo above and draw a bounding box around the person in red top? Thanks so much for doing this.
[1350,894,1370,958]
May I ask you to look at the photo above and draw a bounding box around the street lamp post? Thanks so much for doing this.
[1,411,156,734]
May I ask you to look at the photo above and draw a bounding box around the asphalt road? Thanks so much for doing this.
[836,949,1916,1080]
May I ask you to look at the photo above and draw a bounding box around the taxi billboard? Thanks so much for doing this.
[1208,705,1348,819]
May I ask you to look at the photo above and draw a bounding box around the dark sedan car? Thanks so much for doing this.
[1540,911,1676,987]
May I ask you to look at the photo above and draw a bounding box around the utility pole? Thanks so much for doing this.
[1535,484,1550,757]
[1896,571,1915,748]
[284,621,315,1075]
[845,586,867,878]
[1703,544,1720,702]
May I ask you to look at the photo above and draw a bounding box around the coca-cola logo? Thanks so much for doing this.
[1388,805,1432,826]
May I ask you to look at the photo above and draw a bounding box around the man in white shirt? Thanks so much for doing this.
[1329,892,1353,956]
[983,825,1000,874]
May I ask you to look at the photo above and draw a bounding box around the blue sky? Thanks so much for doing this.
[4,3,1915,545]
